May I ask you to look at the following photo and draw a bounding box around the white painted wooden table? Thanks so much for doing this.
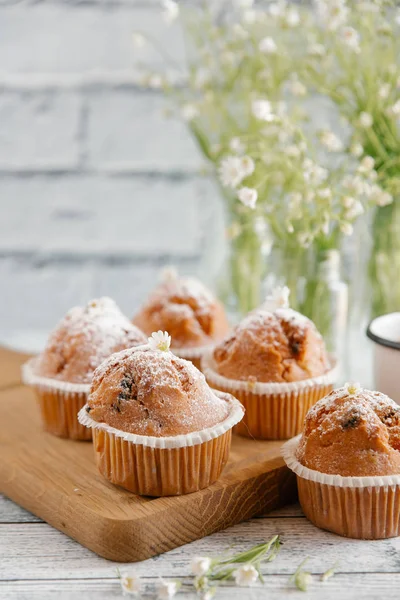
[2,492,400,600]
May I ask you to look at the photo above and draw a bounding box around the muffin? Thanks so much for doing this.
[22,297,147,440]
[283,383,400,539]
[78,331,244,496]
[133,268,229,369]
[201,287,337,440]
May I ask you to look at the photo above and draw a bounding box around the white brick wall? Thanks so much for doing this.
[0,1,223,345]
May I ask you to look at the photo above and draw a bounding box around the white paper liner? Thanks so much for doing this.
[201,351,338,396]
[21,357,91,395]
[78,390,244,449]
[282,435,400,489]
[172,344,213,360]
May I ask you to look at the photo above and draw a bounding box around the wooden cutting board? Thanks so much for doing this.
[0,348,297,563]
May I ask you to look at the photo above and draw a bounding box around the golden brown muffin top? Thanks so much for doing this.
[133,270,229,349]
[296,384,400,477]
[213,298,330,383]
[36,297,147,384]
[86,343,230,436]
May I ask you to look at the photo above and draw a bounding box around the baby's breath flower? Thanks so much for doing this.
[243,9,257,24]
[378,83,391,100]
[252,99,275,121]
[321,561,340,582]
[374,189,393,207]
[319,129,343,152]
[237,187,258,209]
[288,74,307,97]
[286,144,301,158]
[345,200,364,220]
[119,573,142,596]
[290,558,313,592]
[191,556,212,577]
[218,156,244,188]
[298,232,313,248]
[156,580,180,600]
[341,26,361,52]
[389,100,400,117]
[268,2,285,17]
[202,590,216,600]
[316,0,349,31]
[344,382,362,395]
[148,331,171,352]
[308,42,325,57]
[350,142,363,157]
[240,155,255,177]
[318,187,332,200]
[286,6,300,27]
[233,564,259,587]
[181,104,199,121]
[358,155,375,173]
[340,222,354,236]
[162,0,179,24]
[148,74,163,89]
[229,137,245,154]
[232,23,249,39]
[342,195,356,209]
[359,111,373,128]
[259,36,277,54]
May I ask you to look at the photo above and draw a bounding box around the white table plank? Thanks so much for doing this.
[2,574,400,600]
[2,517,400,580]
[0,495,42,523]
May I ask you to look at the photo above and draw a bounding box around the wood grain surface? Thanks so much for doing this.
[0,348,296,563]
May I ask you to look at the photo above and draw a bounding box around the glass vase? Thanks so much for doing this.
[369,201,400,318]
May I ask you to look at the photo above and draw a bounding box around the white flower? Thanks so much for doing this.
[202,591,216,600]
[230,137,245,154]
[148,74,163,89]
[303,159,328,185]
[350,142,363,157]
[236,0,254,7]
[264,286,290,311]
[237,187,258,209]
[161,266,178,282]
[341,26,360,52]
[318,187,332,200]
[234,564,259,587]
[181,104,199,121]
[286,144,301,158]
[359,112,373,128]
[132,32,146,48]
[389,100,400,117]
[316,0,349,31]
[319,129,343,152]
[294,571,313,592]
[298,232,312,248]
[378,83,391,100]
[252,99,275,121]
[191,556,212,577]
[288,75,307,97]
[269,2,285,17]
[340,222,354,236]
[120,573,142,596]
[162,0,179,24]
[148,331,171,352]
[344,382,362,395]
[342,195,356,209]
[308,42,325,57]
[240,155,255,177]
[219,156,244,188]
[157,580,179,600]
[358,155,375,173]
[286,7,300,27]
[374,189,393,207]
[259,36,277,54]
[346,200,364,220]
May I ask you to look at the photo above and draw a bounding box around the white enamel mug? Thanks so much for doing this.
[367,312,400,404]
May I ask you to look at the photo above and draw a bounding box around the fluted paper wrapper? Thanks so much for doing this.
[283,435,400,539]
[172,344,213,371]
[21,358,92,441]
[78,391,244,496]
[201,352,337,440]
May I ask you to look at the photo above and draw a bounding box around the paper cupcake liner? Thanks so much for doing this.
[78,391,244,496]
[172,344,213,371]
[282,436,400,539]
[21,358,91,441]
[201,352,337,440]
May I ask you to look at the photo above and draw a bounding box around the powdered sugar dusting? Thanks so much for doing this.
[89,347,230,436]
[37,297,147,383]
